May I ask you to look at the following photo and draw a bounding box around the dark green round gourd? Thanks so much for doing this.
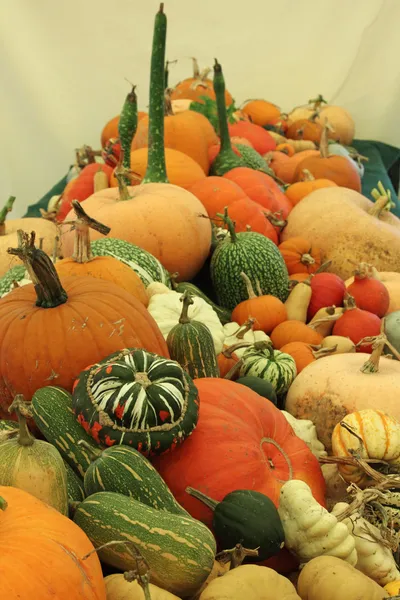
[167,291,220,379]
[236,376,278,405]
[186,487,284,561]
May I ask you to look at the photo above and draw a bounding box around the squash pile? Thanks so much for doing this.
[1,3,400,599]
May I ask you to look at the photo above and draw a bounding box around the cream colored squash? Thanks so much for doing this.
[281,411,327,459]
[320,335,356,354]
[287,103,355,145]
[199,564,301,600]
[332,502,400,586]
[285,339,400,451]
[281,186,400,280]
[277,480,357,565]
[222,321,271,358]
[104,574,180,599]
[346,271,400,315]
[148,289,225,353]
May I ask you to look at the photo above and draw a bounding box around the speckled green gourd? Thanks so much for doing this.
[82,443,188,515]
[210,210,290,310]
[91,237,171,287]
[73,491,216,597]
[0,265,27,296]
[210,60,246,176]
[167,291,220,379]
[235,143,281,179]
[118,85,138,170]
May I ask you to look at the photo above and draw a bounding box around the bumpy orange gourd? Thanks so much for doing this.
[278,237,322,274]
[0,486,106,600]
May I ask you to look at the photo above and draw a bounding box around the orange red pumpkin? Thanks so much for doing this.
[278,237,322,275]
[189,176,248,220]
[228,121,276,155]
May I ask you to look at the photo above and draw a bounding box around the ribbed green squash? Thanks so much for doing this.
[167,291,220,379]
[236,376,278,405]
[83,443,188,515]
[0,396,68,514]
[72,348,199,454]
[64,460,85,503]
[31,386,103,478]
[210,212,290,310]
[187,487,284,561]
[239,342,297,396]
[73,491,216,597]
[172,280,232,325]
[91,237,171,288]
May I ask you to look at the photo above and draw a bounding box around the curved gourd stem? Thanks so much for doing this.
[142,4,169,184]
[240,271,258,299]
[234,318,256,339]
[64,201,110,264]
[8,395,34,447]
[319,120,333,158]
[118,85,138,171]
[8,231,68,308]
[369,182,395,218]
[309,94,328,110]
[0,196,16,235]
[178,290,194,324]
[186,486,219,510]
[215,207,237,243]
[216,543,259,570]
[77,440,103,461]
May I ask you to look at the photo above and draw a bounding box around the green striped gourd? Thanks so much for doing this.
[72,347,199,454]
[31,386,104,478]
[91,237,171,288]
[171,279,232,325]
[73,491,216,597]
[210,209,290,310]
[0,396,68,514]
[167,291,220,379]
[82,443,188,515]
[64,460,85,506]
[239,341,297,395]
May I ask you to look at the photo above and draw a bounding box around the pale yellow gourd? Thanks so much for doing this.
[281,411,327,459]
[320,335,356,354]
[146,281,172,299]
[297,555,388,600]
[199,564,301,600]
[104,574,180,599]
[308,306,344,337]
[331,408,400,487]
[332,502,400,586]
[222,321,271,358]
[277,480,357,565]
[285,281,312,322]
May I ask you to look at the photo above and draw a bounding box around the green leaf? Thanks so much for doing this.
[189,96,237,135]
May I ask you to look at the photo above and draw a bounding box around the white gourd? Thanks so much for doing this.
[148,290,225,354]
[332,502,400,586]
[222,321,271,358]
[281,411,327,459]
[277,480,357,566]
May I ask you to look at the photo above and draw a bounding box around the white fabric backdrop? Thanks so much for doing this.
[1,0,400,217]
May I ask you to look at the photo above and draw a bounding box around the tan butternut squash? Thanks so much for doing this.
[285,280,312,322]
[104,574,180,599]
[320,335,356,354]
[308,306,344,337]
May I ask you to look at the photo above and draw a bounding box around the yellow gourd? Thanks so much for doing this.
[104,574,180,599]
[308,306,344,337]
[320,335,356,354]
[285,281,312,322]
[384,580,400,596]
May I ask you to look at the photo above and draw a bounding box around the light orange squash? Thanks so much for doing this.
[241,99,282,127]
[265,149,320,184]
[288,96,355,145]
[270,320,323,349]
[285,173,338,206]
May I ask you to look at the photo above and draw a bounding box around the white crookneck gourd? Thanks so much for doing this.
[281,412,327,459]
[147,284,225,354]
[278,480,357,565]
[332,502,400,586]
[222,320,271,358]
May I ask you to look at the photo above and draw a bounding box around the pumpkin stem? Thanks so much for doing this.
[0,497,8,511]
[178,290,194,324]
[0,195,16,235]
[164,88,175,116]
[222,341,252,358]
[216,207,237,243]
[300,169,315,182]
[118,85,138,171]
[191,57,200,78]
[369,182,395,218]
[359,330,387,374]
[65,201,111,264]
[8,395,35,447]
[264,210,287,231]
[224,358,244,380]
[8,230,68,308]
[312,345,337,358]
[142,4,169,184]
[343,292,357,310]
[186,486,219,510]
[240,271,258,299]
[300,252,315,266]
[77,440,103,461]
[216,543,259,570]
[309,94,328,110]
[319,119,334,158]
[352,262,374,280]
[235,318,256,340]
[93,166,109,195]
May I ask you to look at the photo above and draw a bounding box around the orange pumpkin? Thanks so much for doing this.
[55,202,148,306]
[189,176,248,220]
[0,232,168,415]
[278,237,322,275]
[217,345,241,378]
[222,198,279,243]
[266,149,320,184]
[270,320,324,349]
[241,99,282,127]
[228,121,276,155]
[286,118,323,143]
[170,57,233,105]
[288,99,355,145]
[0,486,106,600]
[280,341,330,374]
[276,143,295,157]
[232,272,287,333]
[289,273,310,282]
[285,174,337,206]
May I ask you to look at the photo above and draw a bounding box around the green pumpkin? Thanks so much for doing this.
[72,348,199,455]
[239,342,297,396]
[236,376,278,405]
[167,291,220,379]
[187,487,284,561]
[210,210,290,310]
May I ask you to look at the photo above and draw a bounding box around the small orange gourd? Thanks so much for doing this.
[278,237,322,275]
[285,170,338,206]
[270,320,324,349]
[280,341,334,373]
[241,99,282,127]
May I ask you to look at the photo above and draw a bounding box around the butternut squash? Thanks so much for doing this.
[285,280,312,322]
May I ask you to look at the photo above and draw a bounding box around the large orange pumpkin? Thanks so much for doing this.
[0,486,106,600]
[153,378,326,529]
[170,57,233,105]
[189,176,248,220]
[0,232,168,416]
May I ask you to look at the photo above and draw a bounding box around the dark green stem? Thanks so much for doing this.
[215,207,237,243]
[143,4,168,184]
[186,486,219,510]
[213,60,232,154]
[8,395,34,447]
[118,86,138,171]
[8,231,68,308]
[0,196,16,234]
[0,497,7,511]
[164,60,169,89]
[178,291,194,324]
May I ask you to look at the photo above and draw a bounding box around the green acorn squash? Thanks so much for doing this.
[167,291,220,379]
[72,347,199,454]
[210,210,290,310]
[186,487,284,561]
[239,342,297,395]
[236,376,278,405]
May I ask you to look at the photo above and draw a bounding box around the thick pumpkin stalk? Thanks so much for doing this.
[178,290,194,324]
[118,85,138,171]
[143,3,169,184]
[67,201,110,263]
[0,196,16,235]
[8,230,68,308]
[8,395,34,447]
[215,207,238,243]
